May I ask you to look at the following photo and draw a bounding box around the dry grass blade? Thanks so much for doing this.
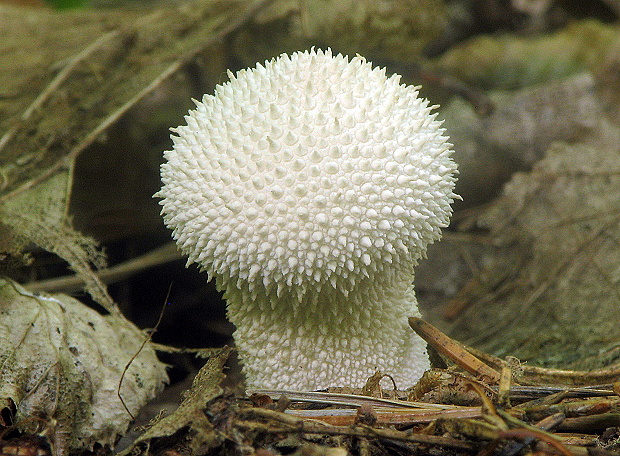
[250,389,456,409]
[468,346,620,386]
[409,317,502,382]
[249,390,483,425]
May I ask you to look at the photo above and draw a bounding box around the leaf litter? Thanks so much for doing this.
[114,323,620,456]
[448,132,620,369]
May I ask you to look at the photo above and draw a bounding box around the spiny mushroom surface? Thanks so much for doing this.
[158,49,457,391]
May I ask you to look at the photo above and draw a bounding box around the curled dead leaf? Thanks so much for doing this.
[0,277,167,456]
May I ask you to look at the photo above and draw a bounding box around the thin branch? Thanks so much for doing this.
[26,242,182,293]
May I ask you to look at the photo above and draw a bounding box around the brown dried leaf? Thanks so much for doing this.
[432,19,620,89]
[449,136,620,369]
[0,0,269,203]
[0,277,167,456]
[481,73,602,166]
[118,347,232,456]
[0,164,114,308]
[441,73,602,206]
[0,0,268,304]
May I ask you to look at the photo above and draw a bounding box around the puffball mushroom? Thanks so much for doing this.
[158,48,457,391]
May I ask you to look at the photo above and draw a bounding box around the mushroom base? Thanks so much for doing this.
[222,275,430,391]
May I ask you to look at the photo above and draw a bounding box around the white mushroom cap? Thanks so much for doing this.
[158,49,457,390]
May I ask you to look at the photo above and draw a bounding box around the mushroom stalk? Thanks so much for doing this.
[158,49,457,391]
[224,267,427,390]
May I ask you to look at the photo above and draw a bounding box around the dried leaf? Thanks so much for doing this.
[432,20,620,89]
[0,163,114,308]
[441,73,602,206]
[0,0,268,304]
[119,346,232,456]
[450,137,620,369]
[0,0,269,203]
[0,277,167,456]
[481,73,602,166]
